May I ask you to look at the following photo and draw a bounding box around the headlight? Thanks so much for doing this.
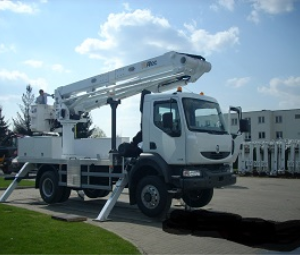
[183,170,202,177]
[224,164,233,173]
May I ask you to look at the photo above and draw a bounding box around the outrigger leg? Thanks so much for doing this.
[94,174,128,222]
[0,162,35,202]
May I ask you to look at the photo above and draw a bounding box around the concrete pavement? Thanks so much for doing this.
[1,175,300,254]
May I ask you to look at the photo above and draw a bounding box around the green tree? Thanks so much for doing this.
[0,106,9,144]
[90,126,106,138]
[74,113,95,138]
[13,85,35,136]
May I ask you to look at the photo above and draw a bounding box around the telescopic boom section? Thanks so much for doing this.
[54,51,211,121]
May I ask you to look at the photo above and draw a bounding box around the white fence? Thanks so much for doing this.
[238,140,300,176]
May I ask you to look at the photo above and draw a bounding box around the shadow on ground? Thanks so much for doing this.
[162,209,300,252]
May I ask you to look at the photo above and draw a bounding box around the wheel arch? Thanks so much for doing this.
[128,153,170,205]
[35,164,58,189]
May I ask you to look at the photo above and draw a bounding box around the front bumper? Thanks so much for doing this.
[173,172,236,190]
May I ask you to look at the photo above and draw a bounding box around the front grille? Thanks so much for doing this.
[201,151,230,160]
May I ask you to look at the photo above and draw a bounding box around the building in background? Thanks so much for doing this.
[224,109,300,142]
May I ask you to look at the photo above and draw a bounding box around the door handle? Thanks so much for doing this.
[150,142,157,149]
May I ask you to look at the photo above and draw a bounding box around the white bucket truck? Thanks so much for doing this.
[1,52,248,220]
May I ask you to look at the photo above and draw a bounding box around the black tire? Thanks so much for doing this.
[58,187,71,203]
[83,189,110,198]
[97,190,110,198]
[182,188,214,208]
[136,175,172,218]
[39,171,64,204]
[1,165,11,174]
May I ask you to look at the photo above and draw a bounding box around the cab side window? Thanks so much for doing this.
[153,100,181,137]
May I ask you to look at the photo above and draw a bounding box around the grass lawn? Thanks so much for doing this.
[0,203,140,254]
[0,176,35,189]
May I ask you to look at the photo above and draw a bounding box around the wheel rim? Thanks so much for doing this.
[42,178,54,198]
[141,184,160,209]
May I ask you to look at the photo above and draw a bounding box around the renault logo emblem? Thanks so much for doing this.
[216,145,220,154]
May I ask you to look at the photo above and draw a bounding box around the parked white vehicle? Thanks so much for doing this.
[1,51,248,220]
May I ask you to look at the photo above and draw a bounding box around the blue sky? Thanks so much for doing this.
[0,0,299,138]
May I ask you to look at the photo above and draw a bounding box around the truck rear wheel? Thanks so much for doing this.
[58,187,71,203]
[39,171,64,204]
[136,175,172,218]
[182,188,213,207]
[83,189,110,198]
[1,165,10,174]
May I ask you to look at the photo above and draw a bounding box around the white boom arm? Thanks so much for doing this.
[54,51,211,122]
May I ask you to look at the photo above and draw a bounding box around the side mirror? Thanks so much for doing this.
[240,119,250,133]
[140,90,151,113]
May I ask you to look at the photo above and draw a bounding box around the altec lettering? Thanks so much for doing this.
[142,60,157,68]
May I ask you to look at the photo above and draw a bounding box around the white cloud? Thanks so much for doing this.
[248,0,296,23]
[75,38,115,57]
[122,2,131,12]
[226,77,250,88]
[250,0,295,14]
[210,0,235,12]
[187,25,239,54]
[0,43,16,53]
[51,64,71,73]
[0,69,28,81]
[258,76,300,109]
[0,68,50,126]
[209,4,219,12]
[75,9,240,69]
[247,10,260,24]
[76,9,172,62]
[23,60,70,73]
[0,94,20,103]
[23,59,43,68]
[0,0,39,14]
[0,69,48,89]
[218,0,235,11]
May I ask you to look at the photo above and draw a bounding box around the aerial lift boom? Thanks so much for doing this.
[36,51,211,157]
[54,51,211,120]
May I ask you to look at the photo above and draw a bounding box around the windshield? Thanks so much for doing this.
[182,98,228,134]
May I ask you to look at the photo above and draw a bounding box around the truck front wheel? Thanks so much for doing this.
[182,188,214,207]
[39,171,64,204]
[136,175,172,218]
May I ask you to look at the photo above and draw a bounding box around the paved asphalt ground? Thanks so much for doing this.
[1,173,300,255]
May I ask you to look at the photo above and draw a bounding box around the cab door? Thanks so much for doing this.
[143,98,186,165]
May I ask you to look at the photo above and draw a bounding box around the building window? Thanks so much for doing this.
[258,116,265,124]
[258,132,265,139]
[275,115,282,123]
[295,114,300,119]
[245,132,251,141]
[246,117,251,129]
[231,118,237,126]
[276,131,283,139]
